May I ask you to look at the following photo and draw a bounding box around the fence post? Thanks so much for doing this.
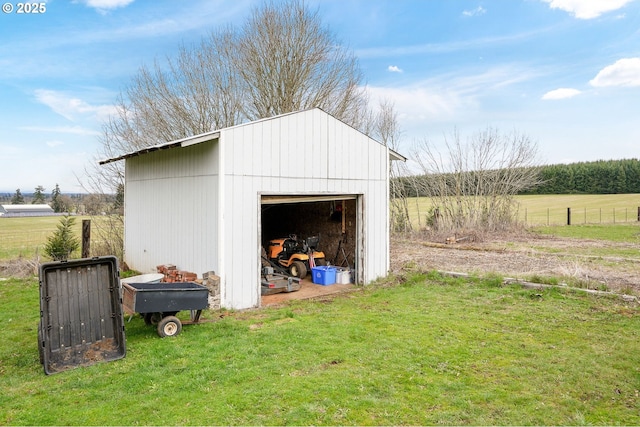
[82,219,91,258]
[547,208,550,226]
[637,207,640,222]
[567,207,571,226]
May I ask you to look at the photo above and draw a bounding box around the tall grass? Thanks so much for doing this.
[1,273,639,425]
[0,216,117,261]
[405,194,640,229]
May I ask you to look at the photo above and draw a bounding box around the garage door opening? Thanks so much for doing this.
[259,195,360,306]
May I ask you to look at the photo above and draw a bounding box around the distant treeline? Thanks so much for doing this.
[0,192,87,203]
[523,159,640,194]
[394,159,640,197]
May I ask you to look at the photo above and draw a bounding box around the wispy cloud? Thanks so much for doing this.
[540,0,636,19]
[542,88,582,100]
[590,57,640,87]
[21,125,101,136]
[34,89,116,122]
[368,64,539,124]
[46,140,65,148]
[76,0,135,13]
[356,28,545,59]
[462,6,487,17]
[388,65,403,73]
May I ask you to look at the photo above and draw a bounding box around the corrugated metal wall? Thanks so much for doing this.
[124,140,219,275]
[219,109,389,309]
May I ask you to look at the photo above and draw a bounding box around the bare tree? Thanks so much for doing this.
[372,100,412,233]
[413,127,541,234]
[236,0,369,130]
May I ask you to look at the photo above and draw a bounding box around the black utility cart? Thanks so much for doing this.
[122,282,209,337]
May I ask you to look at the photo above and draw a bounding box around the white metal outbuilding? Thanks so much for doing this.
[101,108,405,310]
[0,204,54,217]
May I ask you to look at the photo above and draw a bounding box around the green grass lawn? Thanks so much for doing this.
[2,272,639,425]
[533,223,640,242]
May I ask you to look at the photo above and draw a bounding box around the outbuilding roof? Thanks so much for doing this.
[99,108,406,165]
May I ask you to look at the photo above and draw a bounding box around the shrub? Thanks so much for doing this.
[44,216,80,261]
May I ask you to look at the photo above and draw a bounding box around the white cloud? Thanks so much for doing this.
[388,65,403,73]
[589,58,640,87]
[542,88,582,100]
[77,0,135,13]
[21,125,101,136]
[34,89,116,122]
[368,84,465,123]
[367,65,539,125]
[540,0,635,19]
[46,140,65,148]
[462,6,487,17]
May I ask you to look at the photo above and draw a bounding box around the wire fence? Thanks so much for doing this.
[522,207,640,226]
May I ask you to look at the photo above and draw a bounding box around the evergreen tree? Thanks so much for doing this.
[113,183,124,215]
[33,185,46,204]
[44,216,80,261]
[51,184,64,213]
[11,188,24,204]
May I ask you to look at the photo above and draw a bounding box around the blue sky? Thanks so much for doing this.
[1,0,639,193]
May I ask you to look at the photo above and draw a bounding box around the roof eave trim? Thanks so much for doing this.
[389,149,407,162]
[99,131,220,165]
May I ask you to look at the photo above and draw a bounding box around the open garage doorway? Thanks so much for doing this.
[259,195,361,306]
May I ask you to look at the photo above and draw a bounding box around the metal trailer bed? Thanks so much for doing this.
[122,282,209,337]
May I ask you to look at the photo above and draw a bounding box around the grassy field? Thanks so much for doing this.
[0,215,114,261]
[405,194,640,228]
[1,272,639,425]
[3,195,639,262]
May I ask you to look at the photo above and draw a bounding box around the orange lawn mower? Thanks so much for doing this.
[267,234,326,279]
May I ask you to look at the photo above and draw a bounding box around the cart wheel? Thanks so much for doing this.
[144,313,162,325]
[157,316,182,337]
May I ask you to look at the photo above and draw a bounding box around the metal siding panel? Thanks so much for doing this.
[304,110,314,180]
[319,111,329,180]
[252,122,263,176]
[271,119,282,178]
[280,116,292,177]
[327,118,337,179]
[223,175,259,309]
[124,142,218,275]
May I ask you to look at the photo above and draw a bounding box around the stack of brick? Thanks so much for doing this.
[202,271,221,310]
[156,264,198,283]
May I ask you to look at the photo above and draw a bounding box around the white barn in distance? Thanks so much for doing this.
[101,108,405,310]
[0,204,54,217]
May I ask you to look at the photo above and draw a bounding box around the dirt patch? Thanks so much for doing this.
[390,232,640,294]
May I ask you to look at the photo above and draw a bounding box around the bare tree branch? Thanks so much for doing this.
[413,128,542,233]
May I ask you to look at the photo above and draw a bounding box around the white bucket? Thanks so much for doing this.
[335,268,351,284]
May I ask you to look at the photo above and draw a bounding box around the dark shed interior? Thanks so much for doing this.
[260,198,357,270]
